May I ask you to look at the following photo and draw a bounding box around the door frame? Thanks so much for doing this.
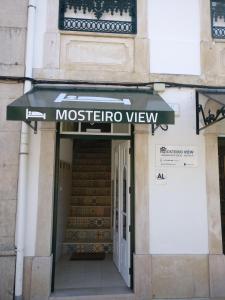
[51,123,135,292]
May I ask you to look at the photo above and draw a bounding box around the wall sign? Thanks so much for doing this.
[155,170,167,185]
[156,145,198,167]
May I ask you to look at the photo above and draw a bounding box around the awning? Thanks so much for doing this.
[196,90,225,134]
[7,86,174,125]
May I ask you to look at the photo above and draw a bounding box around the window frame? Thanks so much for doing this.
[211,0,225,39]
[58,0,137,34]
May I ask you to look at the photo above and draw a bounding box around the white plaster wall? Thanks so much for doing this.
[24,130,41,256]
[149,88,208,254]
[33,0,48,68]
[148,0,201,75]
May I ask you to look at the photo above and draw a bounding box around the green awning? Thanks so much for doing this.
[7,86,175,124]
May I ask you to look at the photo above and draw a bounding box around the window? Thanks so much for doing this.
[61,122,131,136]
[58,0,137,34]
[211,0,225,39]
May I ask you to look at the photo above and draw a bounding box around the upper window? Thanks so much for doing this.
[58,0,137,34]
[211,0,225,39]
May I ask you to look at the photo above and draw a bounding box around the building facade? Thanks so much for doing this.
[1,1,225,300]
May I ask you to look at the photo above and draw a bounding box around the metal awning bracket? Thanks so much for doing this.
[151,124,169,135]
[196,91,225,135]
[24,121,38,134]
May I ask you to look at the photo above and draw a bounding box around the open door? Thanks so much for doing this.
[113,147,120,269]
[112,141,131,287]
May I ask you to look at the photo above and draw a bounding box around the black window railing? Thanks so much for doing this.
[211,0,225,38]
[58,0,137,34]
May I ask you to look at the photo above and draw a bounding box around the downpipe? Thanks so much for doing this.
[14,1,36,299]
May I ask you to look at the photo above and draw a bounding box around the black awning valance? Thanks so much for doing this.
[7,86,174,125]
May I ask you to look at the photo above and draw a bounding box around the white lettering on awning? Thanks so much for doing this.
[55,109,158,124]
[146,112,158,123]
[56,110,67,120]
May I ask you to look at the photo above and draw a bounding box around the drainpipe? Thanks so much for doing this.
[15,1,36,299]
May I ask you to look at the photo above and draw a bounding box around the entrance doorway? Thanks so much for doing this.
[52,131,133,294]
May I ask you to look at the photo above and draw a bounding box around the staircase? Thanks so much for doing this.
[63,140,112,255]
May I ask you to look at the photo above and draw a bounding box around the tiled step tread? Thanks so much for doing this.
[75,145,111,151]
[74,148,111,153]
[65,240,112,244]
[62,243,112,253]
[72,187,111,190]
[62,242,113,254]
[73,165,111,171]
[67,219,111,229]
[64,234,112,244]
[63,241,112,244]
[73,172,111,180]
[70,206,111,217]
[75,141,110,147]
[71,195,111,202]
[72,180,111,188]
[75,153,111,159]
[73,158,110,165]
[70,205,111,208]
[71,198,111,207]
[65,228,112,243]
[72,188,111,196]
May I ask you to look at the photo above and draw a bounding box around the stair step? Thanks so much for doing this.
[65,229,112,243]
[76,140,110,147]
[67,216,111,229]
[73,165,111,171]
[62,242,113,254]
[72,187,111,196]
[72,179,111,188]
[71,195,111,205]
[75,152,111,159]
[73,158,110,165]
[63,139,112,256]
[73,171,111,180]
[70,206,111,217]
[74,147,111,153]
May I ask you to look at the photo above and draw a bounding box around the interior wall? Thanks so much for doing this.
[56,138,73,261]
[60,138,73,164]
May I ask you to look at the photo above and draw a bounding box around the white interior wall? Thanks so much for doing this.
[148,0,201,75]
[149,88,208,254]
[60,139,73,164]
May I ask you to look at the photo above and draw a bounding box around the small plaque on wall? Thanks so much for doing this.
[156,145,198,167]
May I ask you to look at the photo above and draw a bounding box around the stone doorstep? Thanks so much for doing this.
[49,296,225,300]
[49,292,134,300]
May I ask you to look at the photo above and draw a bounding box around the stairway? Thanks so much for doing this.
[63,140,112,255]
